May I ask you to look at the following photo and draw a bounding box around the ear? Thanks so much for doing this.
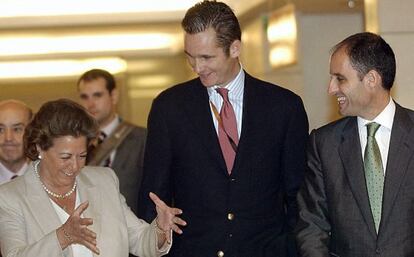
[110,88,119,105]
[363,70,382,89]
[36,145,43,156]
[229,40,241,58]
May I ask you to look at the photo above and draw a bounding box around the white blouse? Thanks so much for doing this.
[49,189,93,257]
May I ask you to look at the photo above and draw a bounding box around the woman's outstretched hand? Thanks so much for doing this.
[149,192,187,244]
[57,201,100,255]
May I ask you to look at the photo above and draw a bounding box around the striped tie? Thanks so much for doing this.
[216,88,239,174]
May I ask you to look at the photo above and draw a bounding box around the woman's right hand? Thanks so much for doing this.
[56,201,100,255]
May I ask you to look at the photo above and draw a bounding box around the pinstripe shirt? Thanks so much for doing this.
[207,67,244,137]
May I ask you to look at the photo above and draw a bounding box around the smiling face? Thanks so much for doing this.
[184,27,241,88]
[0,102,31,171]
[328,48,373,119]
[38,135,87,188]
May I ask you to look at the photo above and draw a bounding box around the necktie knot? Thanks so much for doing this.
[366,122,381,137]
[98,131,107,144]
[216,88,230,102]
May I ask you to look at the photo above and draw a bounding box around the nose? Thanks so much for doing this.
[4,128,14,141]
[192,59,204,74]
[72,157,82,172]
[327,78,338,96]
[84,99,95,111]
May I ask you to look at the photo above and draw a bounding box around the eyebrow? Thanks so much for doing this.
[0,123,25,127]
[184,50,194,57]
[184,51,214,59]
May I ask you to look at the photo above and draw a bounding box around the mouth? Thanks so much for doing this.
[337,96,346,105]
[0,145,19,150]
[199,72,212,80]
[63,170,75,177]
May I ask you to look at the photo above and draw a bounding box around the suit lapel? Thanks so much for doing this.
[183,80,227,172]
[338,118,377,238]
[232,73,256,173]
[78,170,102,250]
[24,164,62,235]
[379,104,414,237]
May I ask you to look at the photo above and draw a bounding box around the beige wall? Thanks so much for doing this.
[373,0,414,110]
[298,12,363,130]
[241,11,364,130]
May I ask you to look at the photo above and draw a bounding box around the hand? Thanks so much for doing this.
[58,201,100,255]
[149,192,187,243]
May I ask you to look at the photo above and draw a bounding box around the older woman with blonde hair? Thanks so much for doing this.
[0,99,186,257]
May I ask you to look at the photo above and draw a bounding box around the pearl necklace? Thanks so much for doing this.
[33,161,77,199]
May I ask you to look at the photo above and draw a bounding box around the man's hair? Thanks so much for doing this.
[332,32,396,90]
[77,69,116,93]
[0,99,33,121]
[181,0,241,56]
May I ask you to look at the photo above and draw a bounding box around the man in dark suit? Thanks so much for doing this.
[296,32,414,257]
[77,69,146,215]
[138,1,309,256]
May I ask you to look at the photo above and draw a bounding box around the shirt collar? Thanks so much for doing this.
[0,160,29,183]
[101,114,120,136]
[357,97,395,131]
[207,65,244,96]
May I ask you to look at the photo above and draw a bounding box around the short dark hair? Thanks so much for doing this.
[332,32,396,90]
[77,69,116,93]
[181,0,241,56]
[24,99,98,160]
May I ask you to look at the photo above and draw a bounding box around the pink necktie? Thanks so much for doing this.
[216,88,239,174]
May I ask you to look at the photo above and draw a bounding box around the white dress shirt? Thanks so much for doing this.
[207,67,245,137]
[358,98,396,174]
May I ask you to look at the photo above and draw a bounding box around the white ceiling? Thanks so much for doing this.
[0,0,266,28]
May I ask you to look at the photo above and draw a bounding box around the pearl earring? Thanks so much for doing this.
[38,154,42,160]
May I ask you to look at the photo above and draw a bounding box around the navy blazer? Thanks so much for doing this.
[139,72,309,257]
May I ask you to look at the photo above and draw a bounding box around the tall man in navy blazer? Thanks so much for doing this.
[296,32,414,257]
[138,1,309,256]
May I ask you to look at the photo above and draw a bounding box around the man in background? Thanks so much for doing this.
[296,32,414,257]
[138,1,309,256]
[77,69,146,215]
[0,100,32,185]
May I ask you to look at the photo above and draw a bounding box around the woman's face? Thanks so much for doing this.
[38,135,87,187]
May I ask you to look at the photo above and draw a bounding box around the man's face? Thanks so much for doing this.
[0,103,31,167]
[78,77,117,127]
[184,27,241,88]
[328,48,372,118]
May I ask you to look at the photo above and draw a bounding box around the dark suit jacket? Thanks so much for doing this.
[138,72,309,257]
[111,123,146,215]
[296,103,414,257]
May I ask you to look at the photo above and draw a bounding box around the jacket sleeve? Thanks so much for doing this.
[280,96,309,257]
[295,130,331,257]
[138,96,173,222]
[106,168,171,257]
